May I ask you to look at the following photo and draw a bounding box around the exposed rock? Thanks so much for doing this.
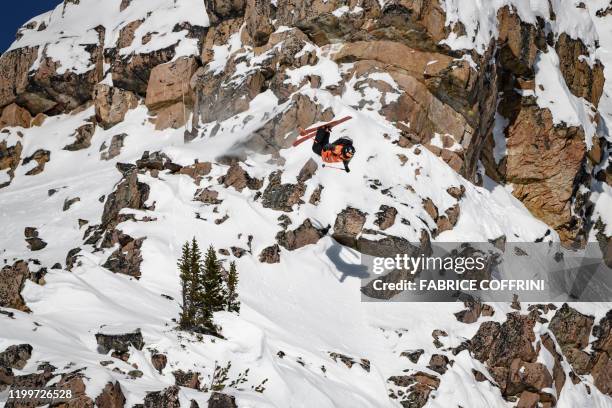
[400,349,424,364]
[332,207,367,247]
[23,149,50,175]
[95,329,144,354]
[262,171,306,211]
[297,158,318,182]
[205,0,245,22]
[0,262,30,311]
[95,381,126,408]
[64,123,96,151]
[245,0,274,46]
[93,84,139,129]
[208,392,237,408]
[0,344,32,369]
[66,247,82,271]
[63,197,81,211]
[143,385,180,408]
[446,185,465,200]
[0,47,40,110]
[500,102,587,246]
[496,6,545,76]
[24,227,47,251]
[259,244,280,263]
[555,33,605,106]
[328,352,370,371]
[455,298,495,324]
[172,370,200,389]
[179,161,212,183]
[117,20,143,49]
[549,303,594,351]
[151,353,167,373]
[0,103,32,129]
[101,165,150,230]
[374,205,397,230]
[427,354,450,375]
[100,133,127,160]
[218,162,263,192]
[145,57,199,110]
[388,371,440,408]
[154,101,192,130]
[0,138,22,187]
[112,46,177,96]
[54,370,95,407]
[102,233,145,278]
[195,188,222,205]
[276,219,326,250]
[309,184,323,205]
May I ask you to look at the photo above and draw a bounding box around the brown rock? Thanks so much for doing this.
[374,205,397,230]
[297,158,318,182]
[259,244,280,263]
[309,184,323,205]
[0,103,31,129]
[100,133,128,161]
[143,385,180,408]
[112,46,177,96]
[195,188,222,205]
[0,344,32,369]
[151,353,167,373]
[332,207,366,247]
[95,382,126,408]
[145,57,199,110]
[496,6,544,76]
[517,390,540,408]
[93,84,139,129]
[117,20,143,49]
[427,354,450,374]
[276,219,326,250]
[22,149,50,176]
[503,103,586,246]
[208,392,237,408]
[262,171,306,212]
[64,123,96,151]
[179,161,212,183]
[219,162,263,192]
[549,303,594,350]
[172,370,200,389]
[0,47,39,109]
[244,0,274,46]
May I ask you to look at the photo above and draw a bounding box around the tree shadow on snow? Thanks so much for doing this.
[325,243,369,282]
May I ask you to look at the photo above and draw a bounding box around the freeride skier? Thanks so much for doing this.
[311,124,356,172]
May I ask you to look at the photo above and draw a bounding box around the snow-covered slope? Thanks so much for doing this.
[1,0,611,407]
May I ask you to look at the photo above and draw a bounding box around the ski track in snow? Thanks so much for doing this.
[1,1,612,407]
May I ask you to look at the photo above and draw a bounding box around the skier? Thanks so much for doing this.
[311,124,356,172]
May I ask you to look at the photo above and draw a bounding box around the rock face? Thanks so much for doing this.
[0,261,31,312]
[95,382,126,408]
[218,162,263,192]
[502,102,587,246]
[0,103,32,129]
[332,207,367,247]
[93,84,139,129]
[262,171,306,212]
[259,244,280,263]
[172,369,200,389]
[145,57,199,110]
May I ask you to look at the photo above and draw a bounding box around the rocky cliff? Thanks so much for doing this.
[0,0,611,407]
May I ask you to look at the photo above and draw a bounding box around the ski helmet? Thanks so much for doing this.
[342,145,355,158]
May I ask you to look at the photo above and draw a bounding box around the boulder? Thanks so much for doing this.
[93,84,139,129]
[332,207,367,247]
[64,123,96,151]
[95,329,144,354]
[179,161,212,183]
[172,370,200,389]
[102,233,145,278]
[262,171,306,212]
[427,354,450,374]
[0,261,31,312]
[218,162,263,192]
[144,385,180,408]
[374,205,397,230]
[297,158,318,182]
[95,382,126,408]
[151,353,167,373]
[549,303,594,351]
[145,57,199,110]
[0,103,32,129]
[276,219,326,250]
[259,244,280,263]
[0,344,32,369]
[208,392,237,408]
[24,227,47,251]
[195,188,222,205]
[245,0,274,46]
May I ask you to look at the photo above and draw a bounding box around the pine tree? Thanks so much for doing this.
[178,241,193,329]
[189,238,207,328]
[202,245,225,316]
[226,261,240,313]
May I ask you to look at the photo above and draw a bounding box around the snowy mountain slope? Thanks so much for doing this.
[1,0,612,407]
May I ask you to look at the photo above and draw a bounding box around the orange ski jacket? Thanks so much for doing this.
[321,144,351,163]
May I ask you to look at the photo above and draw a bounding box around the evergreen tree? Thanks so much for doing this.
[202,246,225,315]
[178,241,194,329]
[188,238,207,328]
[226,261,240,313]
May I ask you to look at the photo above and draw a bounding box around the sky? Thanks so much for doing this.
[0,1,61,53]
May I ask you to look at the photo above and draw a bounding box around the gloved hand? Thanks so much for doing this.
[345,168,350,173]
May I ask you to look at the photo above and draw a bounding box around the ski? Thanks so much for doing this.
[322,164,346,171]
[292,116,353,147]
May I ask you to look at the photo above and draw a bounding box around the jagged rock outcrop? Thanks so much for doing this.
[218,162,263,192]
[95,329,144,359]
[95,381,126,408]
[0,137,22,188]
[208,392,238,408]
[262,171,306,212]
[93,84,139,129]
[64,123,95,151]
[0,103,31,129]
[172,369,200,389]
[0,261,31,312]
[22,149,50,176]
